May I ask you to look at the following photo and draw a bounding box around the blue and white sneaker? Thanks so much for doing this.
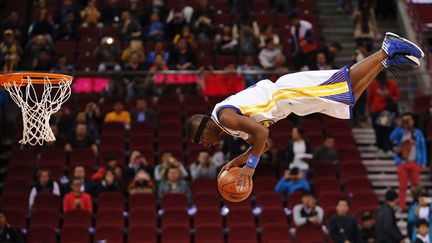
[382,32,424,58]
[382,55,420,68]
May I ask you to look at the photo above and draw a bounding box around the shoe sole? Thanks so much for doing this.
[385,32,425,58]
[405,55,420,66]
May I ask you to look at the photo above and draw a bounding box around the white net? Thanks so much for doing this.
[4,75,72,146]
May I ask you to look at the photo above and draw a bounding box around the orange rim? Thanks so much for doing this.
[0,72,73,86]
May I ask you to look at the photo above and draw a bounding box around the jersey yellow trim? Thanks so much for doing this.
[239,82,349,115]
[210,116,235,136]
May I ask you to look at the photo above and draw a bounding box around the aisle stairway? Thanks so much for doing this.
[353,126,432,236]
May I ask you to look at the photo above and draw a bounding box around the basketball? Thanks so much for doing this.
[218,167,253,202]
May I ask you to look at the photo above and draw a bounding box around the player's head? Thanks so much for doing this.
[186,114,222,147]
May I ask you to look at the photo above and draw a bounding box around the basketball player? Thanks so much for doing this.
[186,32,424,192]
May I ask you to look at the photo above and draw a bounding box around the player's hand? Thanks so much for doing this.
[217,161,237,178]
[235,165,254,192]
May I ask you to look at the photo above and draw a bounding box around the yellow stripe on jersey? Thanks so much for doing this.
[239,82,349,115]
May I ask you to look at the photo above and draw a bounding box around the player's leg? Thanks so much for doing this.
[349,32,424,101]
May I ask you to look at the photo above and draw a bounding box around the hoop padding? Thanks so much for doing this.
[3,74,72,146]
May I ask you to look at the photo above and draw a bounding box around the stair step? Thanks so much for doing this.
[372,180,432,187]
[355,138,376,144]
[358,146,380,152]
[363,160,395,166]
[361,153,393,159]
[368,174,430,181]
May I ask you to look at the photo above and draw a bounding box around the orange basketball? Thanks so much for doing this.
[217,167,253,202]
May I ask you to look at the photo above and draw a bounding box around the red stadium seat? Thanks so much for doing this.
[3,179,31,197]
[323,207,337,225]
[312,177,340,196]
[1,194,28,213]
[128,225,157,243]
[95,208,125,228]
[255,163,276,177]
[79,26,101,41]
[343,177,373,194]
[224,198,253,210]
[195,224,224,243]
[76,55,98,71]
[6,165,35,183]
[226,208,255,227]
[129,209,157,228]
[259,208,288,227]
[193,193,221,210]
[131,122,154,135]
[70,148,96,169]
[161,225,190,243]
[161,193,189,210]
[28,226,57,243]
[195,208,223,227]
[94,226,124,243]
[228,225,258,243]
[32,192,61,212]
[129,193,157,211]
[287,191,303,209]
[9,150,36,166]
[261,223,291,243]
[296,224,326,242]
[4,209,26,229]
[255,14,275,26]
[98,192,125,210]
[192,179,218,195]
[253,177,278,194]
[318,192,346,211]
[351,191,379,212]
[214,13,232,26]
[311,162,337,177]
[63,210,92,228]
[30,208,60,229]
[162,209,190,227]
[340,163,367,181]
[61,226,90,243]
[255,192,284,209]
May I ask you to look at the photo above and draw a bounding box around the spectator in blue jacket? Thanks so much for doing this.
[147,13,164,41]
[275,167,310,197]
[390,112,427,210]
[408,192,432,242]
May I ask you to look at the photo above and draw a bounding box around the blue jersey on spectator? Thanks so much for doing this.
[275,178,311,196]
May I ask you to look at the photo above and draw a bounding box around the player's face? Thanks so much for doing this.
[199,127,223,147]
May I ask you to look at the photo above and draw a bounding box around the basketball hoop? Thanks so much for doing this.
[0,72,73,146]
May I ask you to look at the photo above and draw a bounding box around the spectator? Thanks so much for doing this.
[125,150,151,184]
[128,169,155,195]
[192,0,214,41]
[367,71,400,153]
[293,191,324,226]
[274,0,295,13]
[258,24,280,49]
[94,36,122,71]
[158,165,191,199]
[149,53,169,71]
[46,124,66,147]
[63,177,93,214]
[214,25,238,55]
[375,189,403,242]
[131,98,154,123]
[290,10,317,69]
[57,10,78,40]
[359,211,376,243]
[154,151,188,182]
[259,38,282,70]
[273,53,289,73]
[123,51,146,71]
[303,52,332,71]
[65,165,95,197]
[352,43,368,64]
[190,151,217,180]
[314,135,338,163]
[237,55,262,87]
[97,170,122,194]
[84,102,103,126]
[275,167,310,197]
[165,9,187,39]
[390,113,427,210]
[23,35,54,70]
[0,29,23,72]
[101,0,122,26]
[65,124,98,154]
[32,48,54,71]
[50,54,75,75]
[352,0,377,52]
[173,25,196,49]
[56,0,75,25]
[104,101,132,126]
[168,37,196,70]
[0,211,24,242]
[122,40,145,63]
[147,12,164,41]
[1,12,26,41]
[328,198,360,243]
[284,126,313,176]
[29,169,61,210]
[238,24,259,55]
[28,8,56,39]
[415,219,430,243]
[80,0,101,27]
[166,1,194,23]
[147,41,169,67]
[408,192,432,242]
[321,42,342,68]
[120,10,142,40]
[92,155,123,181]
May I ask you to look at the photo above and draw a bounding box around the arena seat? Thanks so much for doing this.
[129,209,157,228]
[61,226,90,243]
[98,192,125,210]
[128,193,157,211]
[94,225,124,243]
[63,210,92,228]
[161,209,190,228]
[228,225,259,243]
[193,192,221,210]
[259,208,288,227]
[32,192,61,212]
[296,224,326,242]
[226,208,255,227]
[343,177,373,194]
[255,192,284,209]
[312,177,341,196]
[27,226,57,243]
[161,225,190,243]
[194,208,223,227]
[4,209,26,229]
[95,208,125,228]
[128,225,157,243]
[195,224,225,243]
[161,193,189,210]
[261,223,291,243]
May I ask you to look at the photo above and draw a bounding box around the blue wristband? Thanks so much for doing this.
[246,154,260,169]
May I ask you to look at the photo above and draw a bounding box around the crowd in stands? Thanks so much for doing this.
[0,0,345,75]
